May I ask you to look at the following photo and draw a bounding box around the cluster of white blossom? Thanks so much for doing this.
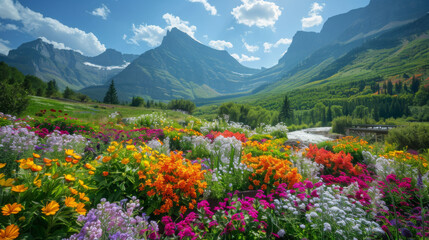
[122,112,170,128]
[0,124,38,153]
[44,130,89,154]
[274,184,384,239]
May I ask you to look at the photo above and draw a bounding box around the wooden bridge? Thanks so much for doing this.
[346,124,399,141]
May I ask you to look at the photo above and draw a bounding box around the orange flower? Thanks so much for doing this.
[126,139,133,144]
[31,164,43,172]
[75,203,87,215]
[102,171,109,177]
[11,185,28,193]
[0,163,6,169]
[33,153,40,158]
[0,177,14,187]
[65,157,73,163]
[2,203,23,216]
[79,192,90,202]
[19,158,34,169]
[64,174,76,182]
[33,175,42,188]
[102,156,111,163]
[69,187,78,195]
[64,197,78,208]
[84,163,95,170]
[88,171,95,175]
[41,200,59,216]
[0,224,20,239]
[43,158,52,167]
[121,158,130,164]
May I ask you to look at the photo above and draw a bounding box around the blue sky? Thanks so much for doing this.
[0,0,370,68]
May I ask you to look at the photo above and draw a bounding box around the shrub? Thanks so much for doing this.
[386,123,429,151]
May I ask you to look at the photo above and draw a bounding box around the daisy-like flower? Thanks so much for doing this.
[0,224,20,239]
[64,174,76,182]
[75,203,87,215]
[65,197,78,208]
[41,200,59,216]
[11,185,28,193]
[0,163,6,168]
[2,203,23,216]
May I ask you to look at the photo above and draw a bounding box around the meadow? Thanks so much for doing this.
[0,97,428,240]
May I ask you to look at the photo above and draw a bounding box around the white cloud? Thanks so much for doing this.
[0,0,106,56]
[0,38,10,55]
[243,41,259,52]
[231,0,281,28]
[39,37,83,54]
[301,2,325,29]
[188,0,217,15]
[0,0,21,20]
[91,4,110,20]
[0,23,18,31]
[231,53,260,62]
[263,37,292,52]
[129,24,166,47]
[227,26,234,31]
[122,34,127,40]
[163,13,197,39]
[209,40,233,50]
[129,13,197,47]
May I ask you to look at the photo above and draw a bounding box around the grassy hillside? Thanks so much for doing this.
[22,96,190,123]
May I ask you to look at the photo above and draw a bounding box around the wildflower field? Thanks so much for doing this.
[0,108,428,240]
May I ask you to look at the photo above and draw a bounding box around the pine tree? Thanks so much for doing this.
[387,80,393,95]
[411,77,420,94]
[46,79,58,97]
[279,95,293,122]
[103,80,119,104]
[63,86,74,99]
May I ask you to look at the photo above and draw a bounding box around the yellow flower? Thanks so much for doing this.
[65,149,74,156]
[64,174,76,182]
[143,161,150,167]
[41,200,59,216]
[133,153,142,161]
[19,216,25,222]
[2,203,23,216]
[126,139,133,144]
[84,163,95,170]
[64,197,78,208]
[19,158,34,170]
[121,158,130,165]
[88,171,95,175]
[75,203,87,215]
[107,146,116,153]
[126,145,136,151]
[0,224,20,240]
[33,153,40,158]
[0,163,6,169]
[79,192,90,202]
[73,154,82,160]
[33,175,41,188]
[0,178,14,187]
[31,164,43,172]
[79,180,89,189]
[69,187,78,195]
[111,141,119,146]
[11,185,28,193]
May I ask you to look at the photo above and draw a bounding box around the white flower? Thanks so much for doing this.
[323,222,331,231]
[300,224,305,229]
[277,229,285,237]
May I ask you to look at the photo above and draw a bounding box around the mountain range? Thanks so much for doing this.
[0,39,138,90]
[1,0,429,103]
